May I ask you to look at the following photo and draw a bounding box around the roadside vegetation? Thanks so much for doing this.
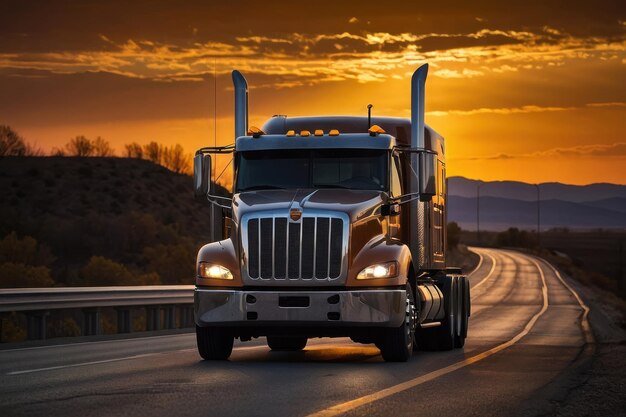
[0,125,230,289]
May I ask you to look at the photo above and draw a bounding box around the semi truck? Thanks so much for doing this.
[193,64,470,362]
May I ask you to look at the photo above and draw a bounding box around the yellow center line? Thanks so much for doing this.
[306,251,549,417]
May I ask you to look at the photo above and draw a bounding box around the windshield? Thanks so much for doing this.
[235,149,388,192]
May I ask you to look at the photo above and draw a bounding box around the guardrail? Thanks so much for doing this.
[0,286,195,342]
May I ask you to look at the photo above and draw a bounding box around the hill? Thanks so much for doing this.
[449,195,626,231]
[448,177,626,231]
[0,157,225,287]
[448,176,626,202]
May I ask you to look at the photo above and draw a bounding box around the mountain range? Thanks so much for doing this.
[447,177,626,231]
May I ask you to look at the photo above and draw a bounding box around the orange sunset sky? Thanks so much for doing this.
[1,0,625,185]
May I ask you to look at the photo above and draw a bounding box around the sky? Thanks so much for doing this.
[1,0,625,185]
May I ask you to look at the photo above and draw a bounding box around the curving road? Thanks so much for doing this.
[0,249,592,417]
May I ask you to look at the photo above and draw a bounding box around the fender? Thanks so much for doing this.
[346,235,413,287]
[195,238,243,287]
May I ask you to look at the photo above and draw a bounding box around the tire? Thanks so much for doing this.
[196,325,234,360]
[378,283,417,362]
[454,276,470,348]
[267,336,308,351]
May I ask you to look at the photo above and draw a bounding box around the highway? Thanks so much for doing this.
[0,248,592,417]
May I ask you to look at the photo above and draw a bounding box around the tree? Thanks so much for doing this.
[80,256,160,286]
[162,144,190,173]
[65,135,94,156]
[0,125,26,156]
[0,232,55,266]
[447,222,462,249]
[0,263,54,287]
[124,142,143,158]
[143,142,162,164]
[93,136,114,156]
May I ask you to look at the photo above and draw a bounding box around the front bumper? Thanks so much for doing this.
[194,288,406,328]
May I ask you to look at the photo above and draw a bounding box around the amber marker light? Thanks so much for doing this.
[329,129,340,136]
[314,129,324,136]
[247,126,265,138]
[300,130,311,137]
[368,125,386,136]
[286,130,296,137]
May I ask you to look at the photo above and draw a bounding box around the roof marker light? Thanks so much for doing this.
[329,129,340,136]
[368,124,386,136]
[247,126,265,138]
[286,130,296,137]
[300,130,311,137]
[314,129,323,136]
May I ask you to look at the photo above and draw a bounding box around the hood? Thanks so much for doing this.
[232,189,386,223]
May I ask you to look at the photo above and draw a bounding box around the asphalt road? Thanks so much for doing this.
[0,248,593,417]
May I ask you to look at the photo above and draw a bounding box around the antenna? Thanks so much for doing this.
[367,104,373,128]
[213,58,217,154]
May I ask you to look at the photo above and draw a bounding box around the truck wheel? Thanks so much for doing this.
[196,325,234,360]
[267,336,308,351]
[454,276,470,348]
[378,283,417,362]
[416,275,458,351]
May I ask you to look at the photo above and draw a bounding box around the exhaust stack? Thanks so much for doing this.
[409,64,429,268]
[232,70,248,138]
[410,64,428,149]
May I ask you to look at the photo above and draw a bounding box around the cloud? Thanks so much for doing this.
[0,26,624,88]
[427,102,626,117]
[455,142,626,161]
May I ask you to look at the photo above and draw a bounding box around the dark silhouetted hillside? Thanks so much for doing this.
[0,156,227,287]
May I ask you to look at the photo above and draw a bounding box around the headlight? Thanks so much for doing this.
[198,262,233,280]
[356,261,398,280]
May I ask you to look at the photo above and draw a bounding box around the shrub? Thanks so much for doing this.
[0,263,54,287]
[65,136,94,156]
[447,222,461,249]
[80,256,162,286]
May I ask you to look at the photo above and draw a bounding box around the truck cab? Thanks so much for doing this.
[193,65,470,362]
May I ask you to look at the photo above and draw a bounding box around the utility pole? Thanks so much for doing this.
[534,184,541,248]
[617,237,626,296]
[476,181,483,244]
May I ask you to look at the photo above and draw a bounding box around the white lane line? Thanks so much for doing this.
[6,353,160,375]
[471,249,497,291]
[5,345,269,375]
[0,332,195,353]
[468,249,484,277]
[536,257,594,344]
[5,340,358,375]
[306,251,549,417]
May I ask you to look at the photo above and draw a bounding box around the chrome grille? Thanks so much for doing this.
[245,214,345,281]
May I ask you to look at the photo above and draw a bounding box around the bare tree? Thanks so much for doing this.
[162,144,190,173]
[143,141,162,163]
[65,136,94,156]
[93,136,114,157]
[124,142,143,158]
[0,125,26,156]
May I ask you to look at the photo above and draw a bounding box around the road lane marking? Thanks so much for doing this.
[468,249,483,276]
[537,257,594,345]
[0,332,195,353]
[6,353,160,375]
[5,341,357,375]
[306,251,549,417]
[470,249,497,291]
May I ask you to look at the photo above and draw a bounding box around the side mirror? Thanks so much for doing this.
[419,152,436,200]
[194,152,212,200]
